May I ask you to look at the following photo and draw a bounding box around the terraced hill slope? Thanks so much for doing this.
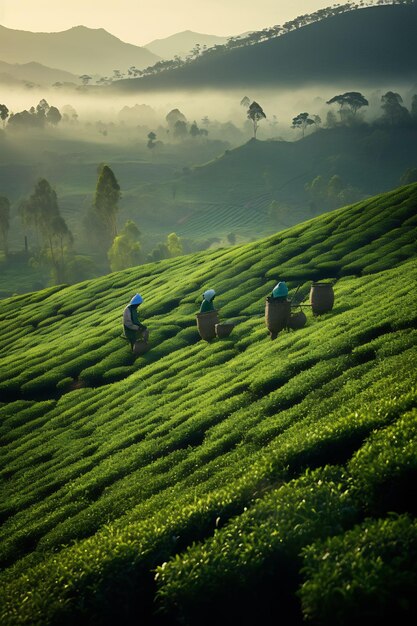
[0,183,417,625]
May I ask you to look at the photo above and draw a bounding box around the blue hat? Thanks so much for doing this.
[130,293,143,305]
[272,282,288,298]
[203,289,216,301]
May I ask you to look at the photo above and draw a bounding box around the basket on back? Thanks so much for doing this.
[196,310,220,341]
[265,298,291,338]
[309,282,335,315]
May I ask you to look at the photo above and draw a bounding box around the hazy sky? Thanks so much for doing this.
[0,1,340,45]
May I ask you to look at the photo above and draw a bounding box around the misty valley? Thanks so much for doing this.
[1,81,417,297]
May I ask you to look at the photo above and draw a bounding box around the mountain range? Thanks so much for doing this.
[0,59,78,87]
[144,30,229,60]
[113,4,417,91]
[0,24,160,77]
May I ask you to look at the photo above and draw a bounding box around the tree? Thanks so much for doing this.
[380,91,411,126]
[20,179,73,283]
[291,112,316,137]
[167,232,183,256]
[411,95,417,123]
[61,104,79,124]
[79,75,92,85]
[0,196,10,257]
[327,175,344,201]
[147,131,157,149]
[400,167,417,185]
[190,121,200,138]
[0,104,9,128]
[227,232,236,245]
[93,165,121,246]
[240,96,250,108]
[166,108,187,129]
[46,106,62,126]
[108,220,141,271]
[326,92,369,123]
[247,101,266,138]
[173,120,188,139]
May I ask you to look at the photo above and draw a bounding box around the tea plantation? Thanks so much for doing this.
[0,183,416,625]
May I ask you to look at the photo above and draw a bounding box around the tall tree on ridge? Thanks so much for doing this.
[247,101,266,139]
[93,165,121,247]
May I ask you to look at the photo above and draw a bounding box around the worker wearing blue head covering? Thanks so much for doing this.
[200,289,216,313]
[123,293,148,349]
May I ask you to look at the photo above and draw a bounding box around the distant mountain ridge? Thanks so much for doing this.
[0,59,78,86]
[144,30,229,60]
[113,4,417,91]
[0,24,160,76]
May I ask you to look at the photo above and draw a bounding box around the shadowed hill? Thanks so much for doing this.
[113,4,417,91]
[0,25,160,76]
[168,126,417,237]
[0,183,416,625]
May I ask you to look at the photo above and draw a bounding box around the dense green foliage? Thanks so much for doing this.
[0,183,416,624]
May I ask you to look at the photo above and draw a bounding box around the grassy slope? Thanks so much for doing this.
[0,183,416,625]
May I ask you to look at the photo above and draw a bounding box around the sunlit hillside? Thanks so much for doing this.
[1,183,417,625]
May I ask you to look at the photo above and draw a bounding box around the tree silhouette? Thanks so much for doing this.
[291,112,316,137]
[147,131,157,149]
[380,91,411,126]
[79,75,92,85]
[247,101,266,138]
[0,104,9,128]
[93,165,121,245]
[326,92,369,122]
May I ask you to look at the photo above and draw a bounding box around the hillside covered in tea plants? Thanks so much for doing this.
[0,183,417,625]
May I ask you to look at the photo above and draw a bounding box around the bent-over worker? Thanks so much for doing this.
[123,293,149,350]
[200,289,216,313]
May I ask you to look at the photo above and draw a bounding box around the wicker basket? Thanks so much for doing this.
[133,340,150,355]
[288,309,307,330]
[309,282,334,315]
[196,310,220,341]
[265,298,291,337]
[215,322,234,338]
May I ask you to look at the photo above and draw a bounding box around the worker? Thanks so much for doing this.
[270,281,289,301]
[200,289,216,313]
[123,293,148,350]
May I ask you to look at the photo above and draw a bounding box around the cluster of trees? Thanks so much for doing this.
[5,99,62,130]
[165,109,209,140]
[0,101,80,131]
[326,90,417,128]
[19,179,73,283]
[305,174,363,210]
[1,164,189,286]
